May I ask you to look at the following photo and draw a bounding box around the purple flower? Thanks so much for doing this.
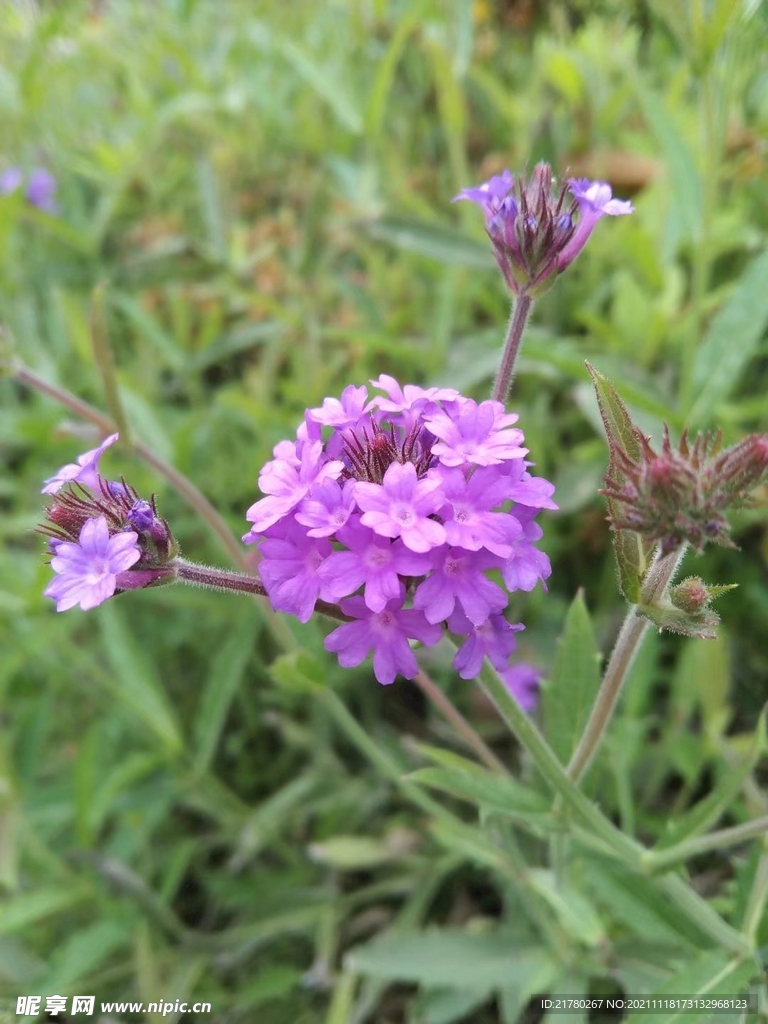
[244,376,554,685]
[0,167,23,195]
[258,520,332,623]
[455,163,632,296]
[244,440,343,537]
[25,168,58,212]
[42,433,120,495]
[426,399,526,467]
[556,179,633,271]
[355,462,446,553]
[449,610,525,680]
[308,384,369,429]
[319,519,431,611]
[325,595,442,685]
[44,516,141,611]
[413,546,507,625]
[296,479,357,537]
[499,663,542,712]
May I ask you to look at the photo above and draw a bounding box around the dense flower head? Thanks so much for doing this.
[603,425,768,554]
[40,434,177,610]
[244,378,556,688]
[454,163,633,296]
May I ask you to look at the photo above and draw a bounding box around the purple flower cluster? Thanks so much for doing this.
[454,164,633,296]
[243,377,555,686]
[40,434,176,611]
[0,166,58,213]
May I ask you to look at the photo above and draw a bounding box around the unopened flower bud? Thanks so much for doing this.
[454,164,633,297]
[603,426,768,554]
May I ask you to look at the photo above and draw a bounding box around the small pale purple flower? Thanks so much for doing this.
[42,433,120,495]
[0,167,23,195]
[355,462,446,553]
[244,377,554,686]
[39,437,178,606]
[44,516,140,611]
[455,163,633,296]
[499,663,542,712]
[325,595,442,685]
[25,169,58,212]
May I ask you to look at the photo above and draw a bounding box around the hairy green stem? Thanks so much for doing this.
[476,657,643,866]
[567,547,685,784]
[491,293,533,404]
[643,817,768,873]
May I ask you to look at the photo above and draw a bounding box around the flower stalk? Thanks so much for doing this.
[567,546,685,784]
[492,294,533,404]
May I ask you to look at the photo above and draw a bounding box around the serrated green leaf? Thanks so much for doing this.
[586,362,654,599]
[689,249,768,423]
[346,930,556,991]
[542,592,602,765]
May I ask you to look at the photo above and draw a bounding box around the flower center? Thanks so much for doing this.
[341,417,434,484]
[87,558,110,583]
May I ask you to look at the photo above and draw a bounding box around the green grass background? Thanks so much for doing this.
[1,1,768,1021]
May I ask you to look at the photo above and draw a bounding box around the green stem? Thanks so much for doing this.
[567,547,685,784]
[474,654,750,955]
[657,873,750,957]
[643,817,768,873]
[476,658,643,867]
[491,293,533,404]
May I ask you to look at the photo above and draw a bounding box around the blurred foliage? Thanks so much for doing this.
[1,0,767,1021]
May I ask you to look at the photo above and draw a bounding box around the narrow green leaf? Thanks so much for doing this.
[0,888,90,937]
[40,920,128,992]
[346,930,555,991]
[526,870,606,947]
[583,860,713,949]
[407,767,549,818]
[654,709,766,853]
[689,249,768,423]
[586,362,654,599]
[635,82,703,254]
[631,950,756,1024]
[98,603,184,754]
[367,217,493,268]
[542,592,602,765]
[192,613,257,776]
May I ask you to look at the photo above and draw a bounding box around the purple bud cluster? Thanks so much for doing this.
[454,165,633,296]
[39,434,176,611]
[604,426,768,554]
[243,377,555,685]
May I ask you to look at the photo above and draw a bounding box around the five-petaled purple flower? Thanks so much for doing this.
[454,163,633,296]
[44,516,141,611]
[40,434,177,609]
[244,377,555,688]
